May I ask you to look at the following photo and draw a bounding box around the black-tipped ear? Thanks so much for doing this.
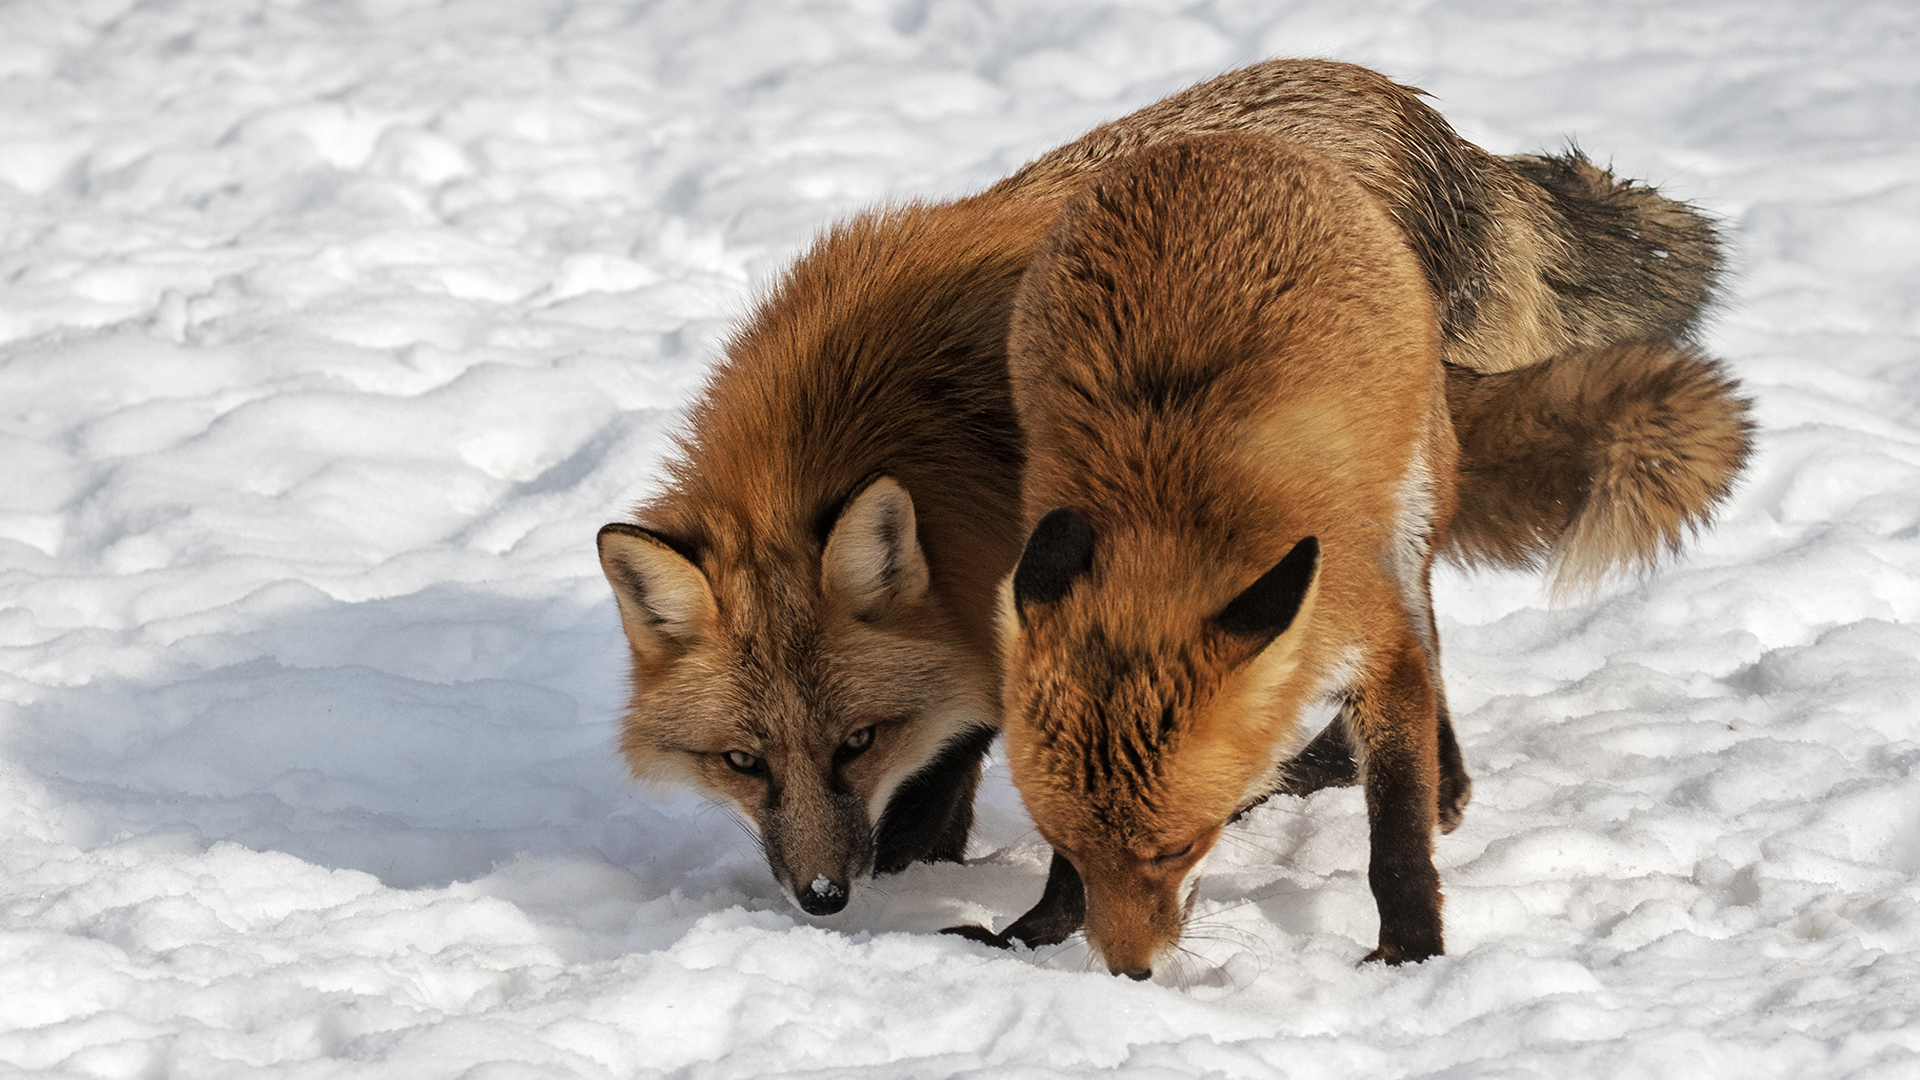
[1214,537,1319,643]
[1013,508,1095,611]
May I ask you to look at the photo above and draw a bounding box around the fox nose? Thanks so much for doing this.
[796,874,849,916]
[1116,966,1151,982]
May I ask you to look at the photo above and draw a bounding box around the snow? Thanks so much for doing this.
[2,0,1917,1076]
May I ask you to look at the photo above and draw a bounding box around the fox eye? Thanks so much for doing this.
[722,749,765,775]
[1151,842,1194,867]
[834,725,876,764]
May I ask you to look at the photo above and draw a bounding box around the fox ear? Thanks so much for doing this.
[1013,507,1096,612]
[598,523,716,652]
[822,475,930,620]
[1213,537,1319,645]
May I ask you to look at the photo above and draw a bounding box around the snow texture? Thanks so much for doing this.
[2,1,1918,1077]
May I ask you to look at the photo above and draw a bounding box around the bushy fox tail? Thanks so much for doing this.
[1507,149,1725,351]
[1445,341,1754,597]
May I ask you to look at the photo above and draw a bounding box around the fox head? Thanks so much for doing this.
[1001,507,1323,979]
[598,475,996,916]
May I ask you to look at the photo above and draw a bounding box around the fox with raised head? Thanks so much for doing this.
[597,59,1749,922]
[999,131,1458,975]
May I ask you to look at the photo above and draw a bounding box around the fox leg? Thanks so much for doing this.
[1225,715,1356,824]
[1274,716,1361,795]
[874,726,996,873]
[923,753,984,864]
[1265,705,1468,836]
[1410,556,1471,833]
[942,850,1086,949]
[1277,553,1470,829]
[1352,633,1446,964]
[1434,701,1469,833]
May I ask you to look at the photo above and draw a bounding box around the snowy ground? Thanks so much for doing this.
[2,1,1917,1076]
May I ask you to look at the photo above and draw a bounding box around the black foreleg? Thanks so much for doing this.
[942,850,1085,949]
[873,726,995,873]
[1276,716,1361,796]
[1353,641,1445,965]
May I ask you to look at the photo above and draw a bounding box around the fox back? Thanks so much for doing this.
[1002,133,1457,975]
[1001,60,1746,593]
[1000,58,1721,378]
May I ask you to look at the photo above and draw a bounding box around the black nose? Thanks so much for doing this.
[1117,967,1151,982]
[795,875,849,916]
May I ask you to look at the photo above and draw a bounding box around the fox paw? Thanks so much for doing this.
[1437,773,1472,835]
[940,923,1013,949]
[1362,941,1441,966]
[1437,790,1470,835]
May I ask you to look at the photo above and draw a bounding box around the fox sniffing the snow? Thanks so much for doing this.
[999,131,1460,974]
[597,59,1750,924]
[597,196,1052,915]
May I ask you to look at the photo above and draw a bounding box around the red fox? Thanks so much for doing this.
[597,60,1750,922]
[597,195,1054,915]
[999,131,1457,975]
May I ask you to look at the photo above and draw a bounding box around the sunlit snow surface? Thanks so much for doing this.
[3,1,1918,1076]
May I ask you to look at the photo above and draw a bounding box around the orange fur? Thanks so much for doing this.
[1000,60,1722,378]
[597,59,1748,919]
[599,197,1053,913]
[1003,60,1746,588]
[1002,133,1455,974]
